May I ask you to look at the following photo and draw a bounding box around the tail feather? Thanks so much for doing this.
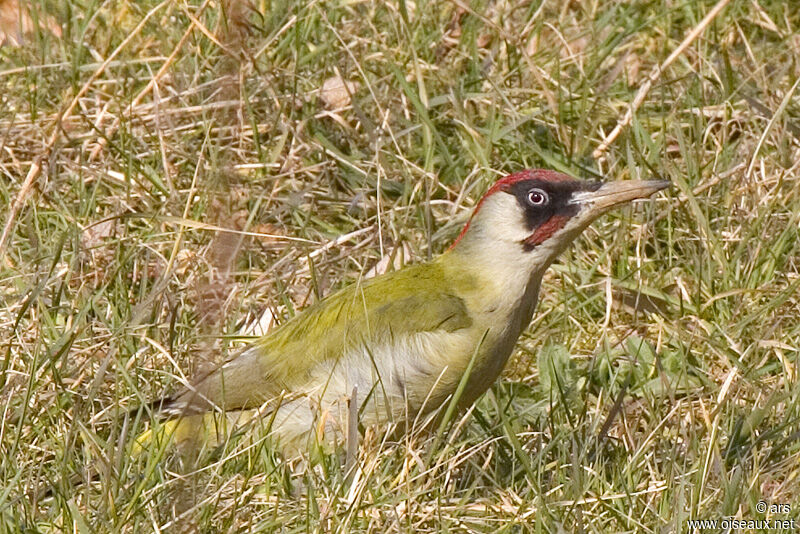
[128,391,205,422]
[129,380,221,455]
[131,413,233,455]
[130,348,276,454]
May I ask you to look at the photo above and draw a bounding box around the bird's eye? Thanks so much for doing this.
[527,188,549,206]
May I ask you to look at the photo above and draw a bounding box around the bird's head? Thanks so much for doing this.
[450,169,669,271]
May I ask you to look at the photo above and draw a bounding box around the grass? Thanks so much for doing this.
[1,0,799,531]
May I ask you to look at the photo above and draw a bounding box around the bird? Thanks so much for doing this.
[138,169,669,456]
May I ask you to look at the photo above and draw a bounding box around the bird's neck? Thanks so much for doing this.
[434,230,553,405]
[442,228,552,329]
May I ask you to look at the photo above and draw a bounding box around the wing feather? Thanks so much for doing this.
[160,260,473,414]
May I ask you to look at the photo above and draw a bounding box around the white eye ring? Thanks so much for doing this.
[527,188,549,206]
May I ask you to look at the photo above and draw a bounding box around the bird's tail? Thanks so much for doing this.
[129,358,268,456]
[128,384,233,456]
[128,389,209,421]
[130,409,253,456]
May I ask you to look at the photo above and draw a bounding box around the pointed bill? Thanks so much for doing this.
[570,180,671,214]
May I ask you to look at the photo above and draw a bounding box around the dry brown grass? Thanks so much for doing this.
[1,0,799,531]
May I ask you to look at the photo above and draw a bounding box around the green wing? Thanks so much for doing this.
[252,260,473,387]
[165,259,475,413]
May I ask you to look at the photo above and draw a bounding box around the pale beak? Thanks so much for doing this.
[570,180,671,214]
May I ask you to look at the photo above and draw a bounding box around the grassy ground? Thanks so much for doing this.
[2,0,800,531]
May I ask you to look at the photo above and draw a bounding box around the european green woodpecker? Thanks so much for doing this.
[144,170,669,454]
